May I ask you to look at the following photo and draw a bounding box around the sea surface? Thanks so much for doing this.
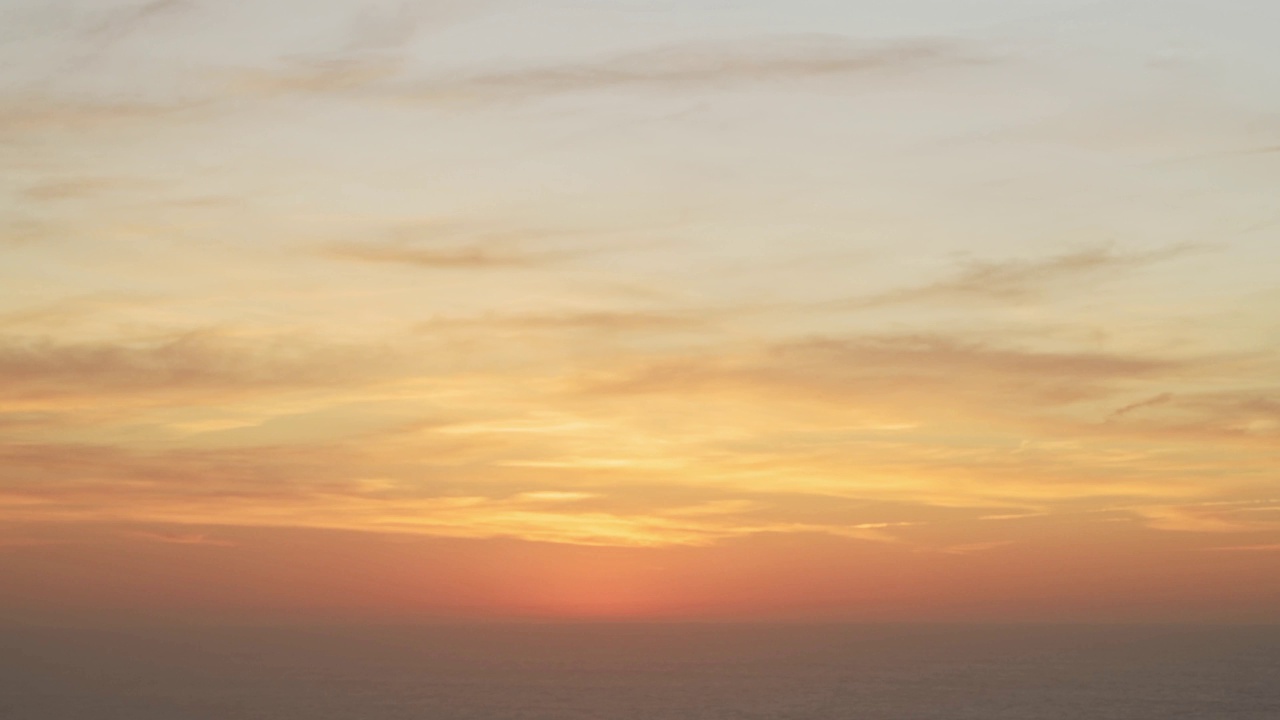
[2,624,1278,719]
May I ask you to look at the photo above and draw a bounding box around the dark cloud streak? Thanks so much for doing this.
[1107,392,1175,421]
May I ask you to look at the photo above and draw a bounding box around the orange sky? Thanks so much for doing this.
[2,0,1279,623]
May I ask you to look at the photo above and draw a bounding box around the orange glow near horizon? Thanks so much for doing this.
[3,0,1280,625]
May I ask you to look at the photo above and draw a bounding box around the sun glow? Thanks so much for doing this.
[2,0,1279,624]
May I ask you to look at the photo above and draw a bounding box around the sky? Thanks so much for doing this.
[1,0,1279,624]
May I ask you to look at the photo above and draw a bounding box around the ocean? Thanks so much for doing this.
[3,624,1277,719]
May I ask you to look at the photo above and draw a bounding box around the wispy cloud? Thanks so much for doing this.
[410,35,986,101]
[0,439,920,548]
[836,244,1195,310]
[0,329,395,402]
[0,293,150,330]
[5,0,195,88]
[345,0,484,54]
[226,33,985,104]
[1106,392,1175,421]
[0,95,212,140]
[584,332,1186,410]
[21,176,140,201]
[931,540,1014,555]
[124,530,235,547]
[1134,501,1280,534]
[322,241,563,269]
[416,310,707,334]
[1100,390,1280,441]
[82,0,187,45]
[317,219,590,269]
[0,218,54,246]
[223,1,492,97]
[0,537,61,550]
[231,57,407,96]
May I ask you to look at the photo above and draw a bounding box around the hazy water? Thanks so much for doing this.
[2,624,1278,719]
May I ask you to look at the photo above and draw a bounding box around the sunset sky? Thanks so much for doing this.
[2,0,1278,623]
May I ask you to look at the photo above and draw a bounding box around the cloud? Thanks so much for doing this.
[345,0,481,54]
[1206,544,1280,552]
[980,512,1049,521]
[515,491,597,503]
[1106,392,1175,421]
[224,32,985,107]
[2,0,193,94]
[1182,144,1280,161]
[0,97,209,139]
[321,241,561,269]
[124,530,235,547]
[0,293,151,330]
[402,34,986,101]
[0,329,395,403]
[0,412,64,430]
[83,0,187,41]
[0,218,55,246]
[836,244,1195,310]
[21,176,148,201]
[1134,501,1280,534]
[931,540,1014,555]
[222,1,492,97]
[231,57,407,96]
[416,310,707,334]
[0,537,61,550]
[316,218,593,269]
[1100,390,1280,441]
[0,439,913,548]
[584,333,1186,411]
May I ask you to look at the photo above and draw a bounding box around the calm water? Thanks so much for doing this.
[2,624,1278,719]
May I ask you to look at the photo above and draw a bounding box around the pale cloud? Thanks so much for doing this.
[0,294,154,330]
[322,241,559,269]
[316,220,594,269]
[0,219,48,246]
[979,512,1049,521]
[930,541,1014,555]
[407,35,987,100]
[343,1,472,54]
[0,537,62,550]
[123,530,235,547]
[21,176,153,201]
[233,33,990,103]
[1133,502,1280,534]
[416,310,707,334]
[0,97,210,138]
[581,332,1188,412]
[515,491,597,503]
[836,244,1197,310]
[0,439,922,548]
[0,329,397,402]
[80,0,189,47]
[1206,544,1280,552]
[230,57,407,96]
